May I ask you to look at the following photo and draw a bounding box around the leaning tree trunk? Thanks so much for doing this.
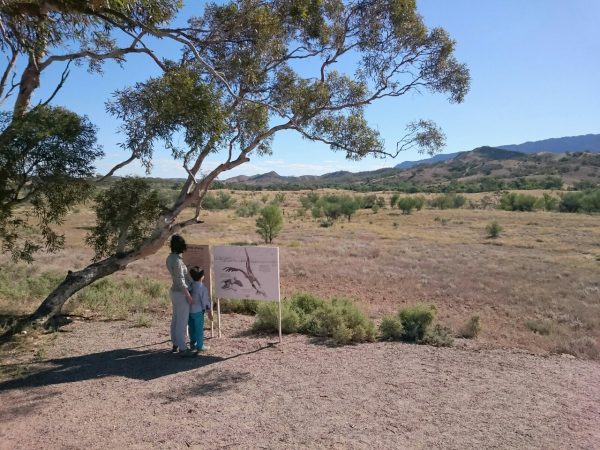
[29,256,125,325]
[0,256,125,343]
[0,225,174,343]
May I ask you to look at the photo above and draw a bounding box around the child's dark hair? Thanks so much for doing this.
[190,266,204,281]
[170,234,187,253]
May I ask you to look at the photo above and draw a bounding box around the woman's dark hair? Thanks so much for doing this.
[170,234,187,254]
[190,266,204,281]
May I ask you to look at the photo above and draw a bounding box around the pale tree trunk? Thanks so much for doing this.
[29,256,125,325]
[14,55,41,116]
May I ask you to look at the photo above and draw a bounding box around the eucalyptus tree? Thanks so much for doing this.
[0,0,470,334]
[0,0,181,261]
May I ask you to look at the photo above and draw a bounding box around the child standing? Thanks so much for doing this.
[188,266,213,352]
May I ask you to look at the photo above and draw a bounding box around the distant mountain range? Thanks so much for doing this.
[395,133,600,169]
[222,133,600,190]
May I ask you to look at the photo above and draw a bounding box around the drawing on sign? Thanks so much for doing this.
[221,277,243,291]
[223,248,267,297]
[213,245,279,301]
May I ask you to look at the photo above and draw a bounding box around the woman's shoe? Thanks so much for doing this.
[178,349,195,358]
[171,345,179,353]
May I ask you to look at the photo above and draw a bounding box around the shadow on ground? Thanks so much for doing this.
[0,341,275,391]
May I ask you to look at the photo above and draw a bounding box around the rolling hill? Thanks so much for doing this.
[394,133,600,169]
[222,145,600,191]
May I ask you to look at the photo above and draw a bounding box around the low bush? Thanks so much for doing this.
[202,191,236,210]
[379,315,404,340]
[235,200,261,217]
[458,315,481,338]
[540,193,559,211]
[499,192,537,211]
[397,197,419,214]
[422,324,454,347]
[378,304,452,346]
[252,293,376,345]
[429,193,466,209]
[398,304,436,342]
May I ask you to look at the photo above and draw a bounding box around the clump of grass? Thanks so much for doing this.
[526,319,554,335]
[486,221,503,238]
[253,293,376,345]
[132,313,153,328]
[458,315,482,339]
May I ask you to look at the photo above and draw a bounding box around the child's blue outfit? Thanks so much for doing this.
[188,280,211,350]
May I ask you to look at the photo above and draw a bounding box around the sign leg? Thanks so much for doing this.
[278,298,282,344]
[217,297,222,338]
[210,298,214,338]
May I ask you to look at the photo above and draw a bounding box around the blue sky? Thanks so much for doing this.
[21,0,600,178]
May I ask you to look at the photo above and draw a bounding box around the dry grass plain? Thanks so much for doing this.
[1,189,600,449]
[2,189,598,359]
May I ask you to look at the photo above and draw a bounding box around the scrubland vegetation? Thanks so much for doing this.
[1,188,599,359]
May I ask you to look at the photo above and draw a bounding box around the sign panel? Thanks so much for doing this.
[182,244,212,292]
[213,245,280,301]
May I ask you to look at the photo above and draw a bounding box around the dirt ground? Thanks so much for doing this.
[1,314,599,450]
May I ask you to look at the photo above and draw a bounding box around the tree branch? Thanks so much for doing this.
[39,60,70,106]
[96,152,139,183]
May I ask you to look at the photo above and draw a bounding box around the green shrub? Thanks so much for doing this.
[499,192,537,211]
[235,200,261,217]
[580,190,600,213]
[390,193,400,208]
[486,221,502,238]
[252,294,375,345]
[413,195,426,211]
[540,193,559,211]
[398,304,436,342]
[397,197,417,214]
[305,298,376,344]
[429,193,466,209]
[458,315,481,338]
[253,301,300,333]
[422,324,454,347]
[202,191,236,210]
[559,192,583,212]
[379,315,404,340]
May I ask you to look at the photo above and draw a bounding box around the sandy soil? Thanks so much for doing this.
[1,315,599,450]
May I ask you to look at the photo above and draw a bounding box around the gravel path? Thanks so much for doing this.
[1,316,599,449]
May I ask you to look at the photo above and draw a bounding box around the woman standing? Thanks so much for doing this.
[166,234,194,357]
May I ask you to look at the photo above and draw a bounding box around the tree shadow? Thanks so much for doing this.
[0,342,275,392]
